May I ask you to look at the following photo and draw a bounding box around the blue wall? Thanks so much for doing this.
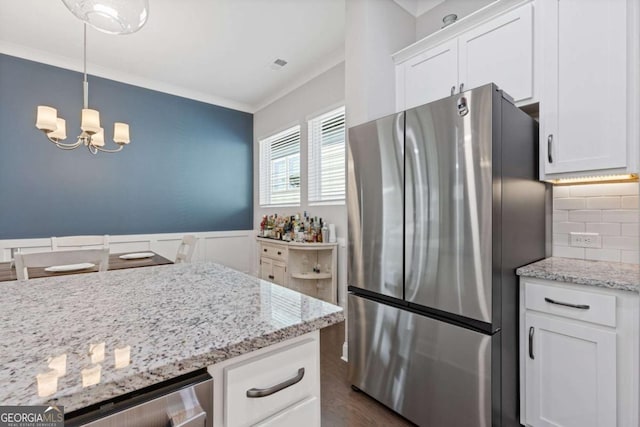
[0,54,253,239]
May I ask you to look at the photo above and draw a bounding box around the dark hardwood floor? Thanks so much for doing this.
[320,322,415,427]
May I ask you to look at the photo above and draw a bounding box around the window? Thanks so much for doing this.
[259,125,301,206]
[308,106,346,204]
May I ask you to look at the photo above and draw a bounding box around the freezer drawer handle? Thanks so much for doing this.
[246,368,305,398]
[544,297,590,310]
[529,327,535,359]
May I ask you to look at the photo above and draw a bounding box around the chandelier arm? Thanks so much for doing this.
[91,144,124,154]
[47,135,84,150]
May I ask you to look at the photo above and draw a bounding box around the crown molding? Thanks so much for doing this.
[0,41,254,113]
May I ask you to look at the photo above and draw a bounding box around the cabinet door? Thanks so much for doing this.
[272,261,287,286]
[458,3,533,103]
[540,0,628,175]
[260,257,273,282]
[525,313,616,427]
[401,39,458,109]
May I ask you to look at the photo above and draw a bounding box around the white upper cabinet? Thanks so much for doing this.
[398,39,458,110]
[394,1,536,111]
[540,0,638,179]
[458,4,534,103]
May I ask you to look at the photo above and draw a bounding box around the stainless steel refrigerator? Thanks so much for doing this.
[347,84,547,427]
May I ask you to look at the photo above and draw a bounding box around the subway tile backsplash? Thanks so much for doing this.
[553,182,639,264]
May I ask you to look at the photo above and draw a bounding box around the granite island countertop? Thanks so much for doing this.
[0,261,344,411]
[516,257,640,293]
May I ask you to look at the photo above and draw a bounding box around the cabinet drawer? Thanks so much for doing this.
[524,282,616,327]
[253,396,319,427]
[260,243,287,262]
[224,338,318,427]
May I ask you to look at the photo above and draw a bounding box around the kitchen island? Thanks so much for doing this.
[0,261,344,424]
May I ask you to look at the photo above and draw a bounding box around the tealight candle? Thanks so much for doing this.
[47,353,67,377]
[114,345,131,369]
[36,369,58,397]
[89,342,105,364]
[81,364,102,388]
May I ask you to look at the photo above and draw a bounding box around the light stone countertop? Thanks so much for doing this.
[516,257,640,293]
[0,261,344,412]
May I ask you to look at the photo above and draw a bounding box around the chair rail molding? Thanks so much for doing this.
[0,230,254,274]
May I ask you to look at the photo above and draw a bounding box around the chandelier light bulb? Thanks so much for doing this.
[35,106,58,132]
[49,118,68,140]
[91,128,105,147]
[113,122,130,144]
[81,108,101,135]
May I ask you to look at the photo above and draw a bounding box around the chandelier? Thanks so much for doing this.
[34,0,150,154]
[35,25,130,154]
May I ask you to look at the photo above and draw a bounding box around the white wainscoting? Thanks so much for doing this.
[0,230,255,274]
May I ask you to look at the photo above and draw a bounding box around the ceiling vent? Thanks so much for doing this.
[270,58,288,70]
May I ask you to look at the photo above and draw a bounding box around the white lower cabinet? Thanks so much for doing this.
[520,279,639,427]
[524,312,616,427]
[208,331,320,427]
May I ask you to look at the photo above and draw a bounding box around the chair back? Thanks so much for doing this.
[14,248,110,280]
[51,235,109,251]
[175,235,197,263]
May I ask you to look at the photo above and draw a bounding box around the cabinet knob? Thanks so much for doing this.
[277,251,282,255]
[268,274,275,280]
[263,248,267,252]
[547,134,554,164]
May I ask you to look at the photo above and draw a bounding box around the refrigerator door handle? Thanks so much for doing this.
[528,326,535,359]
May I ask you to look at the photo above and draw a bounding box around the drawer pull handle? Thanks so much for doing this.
[544,297,590,310]
[268,275,275,280]
[529,327,534,359]
[246,367,305,398]
[263,249,267,252]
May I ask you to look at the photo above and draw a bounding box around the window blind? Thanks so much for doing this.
[308,106,346,204]
[259,125,301,206]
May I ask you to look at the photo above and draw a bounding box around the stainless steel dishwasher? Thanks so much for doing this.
[65,370,213,427]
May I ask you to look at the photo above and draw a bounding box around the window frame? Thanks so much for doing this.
[259,124,302,207]
[307,105,346,206]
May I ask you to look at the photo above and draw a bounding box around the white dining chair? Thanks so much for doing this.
[175,235,197,263]
[51,235,109,251]
[14,249,110,280]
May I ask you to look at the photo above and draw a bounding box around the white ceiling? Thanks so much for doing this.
[0,0,346,113]
[393,0,446,17]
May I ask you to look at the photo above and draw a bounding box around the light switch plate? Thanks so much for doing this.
[569,232,602,248]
